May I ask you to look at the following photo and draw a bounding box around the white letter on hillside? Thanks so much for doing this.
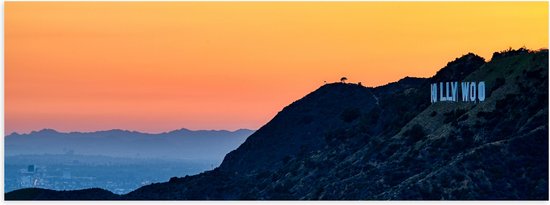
[469,82,477,103]
[445,82,452,101]
[478,81,486,102]
[440,82,445,101]
[431,83,438,103]
[462,82,470,102]
[451,82,458,102]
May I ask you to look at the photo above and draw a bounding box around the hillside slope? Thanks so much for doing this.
[6,49,548,200]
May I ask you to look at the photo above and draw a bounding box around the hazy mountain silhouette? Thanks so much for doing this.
[6,128,254,162]
[6,48,548,200]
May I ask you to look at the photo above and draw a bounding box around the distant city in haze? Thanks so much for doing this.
[5,128,255,194]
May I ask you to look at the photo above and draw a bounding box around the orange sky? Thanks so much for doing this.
[5,2,548,134]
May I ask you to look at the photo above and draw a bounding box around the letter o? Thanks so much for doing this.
[478,81,485,102]
[469,82,476,102]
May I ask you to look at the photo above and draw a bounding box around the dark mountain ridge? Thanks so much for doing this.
[6,48,548,200]
[6,128,254,161]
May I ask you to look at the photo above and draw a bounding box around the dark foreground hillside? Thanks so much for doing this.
[6,48,548,200]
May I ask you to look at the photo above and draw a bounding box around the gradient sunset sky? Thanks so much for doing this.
[5,2,548,134]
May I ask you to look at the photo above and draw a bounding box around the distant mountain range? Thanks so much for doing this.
[6,48,548,200]
[5,128,254,162]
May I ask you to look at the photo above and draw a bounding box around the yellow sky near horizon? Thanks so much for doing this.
[5,2,548,134]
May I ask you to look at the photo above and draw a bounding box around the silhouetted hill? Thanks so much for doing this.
[430,53,486,82]
[220,82,379,174]
[6,128,254,162]
[6,188,119,200]
[6,48,548,200]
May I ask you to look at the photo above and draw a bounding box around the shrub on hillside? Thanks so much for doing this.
[341,107,361,123]
[404,124,426,144]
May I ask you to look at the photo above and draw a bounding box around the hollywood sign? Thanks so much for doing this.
[431,81,486,103]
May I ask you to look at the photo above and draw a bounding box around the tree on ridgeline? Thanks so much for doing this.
[340,77,348,83]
